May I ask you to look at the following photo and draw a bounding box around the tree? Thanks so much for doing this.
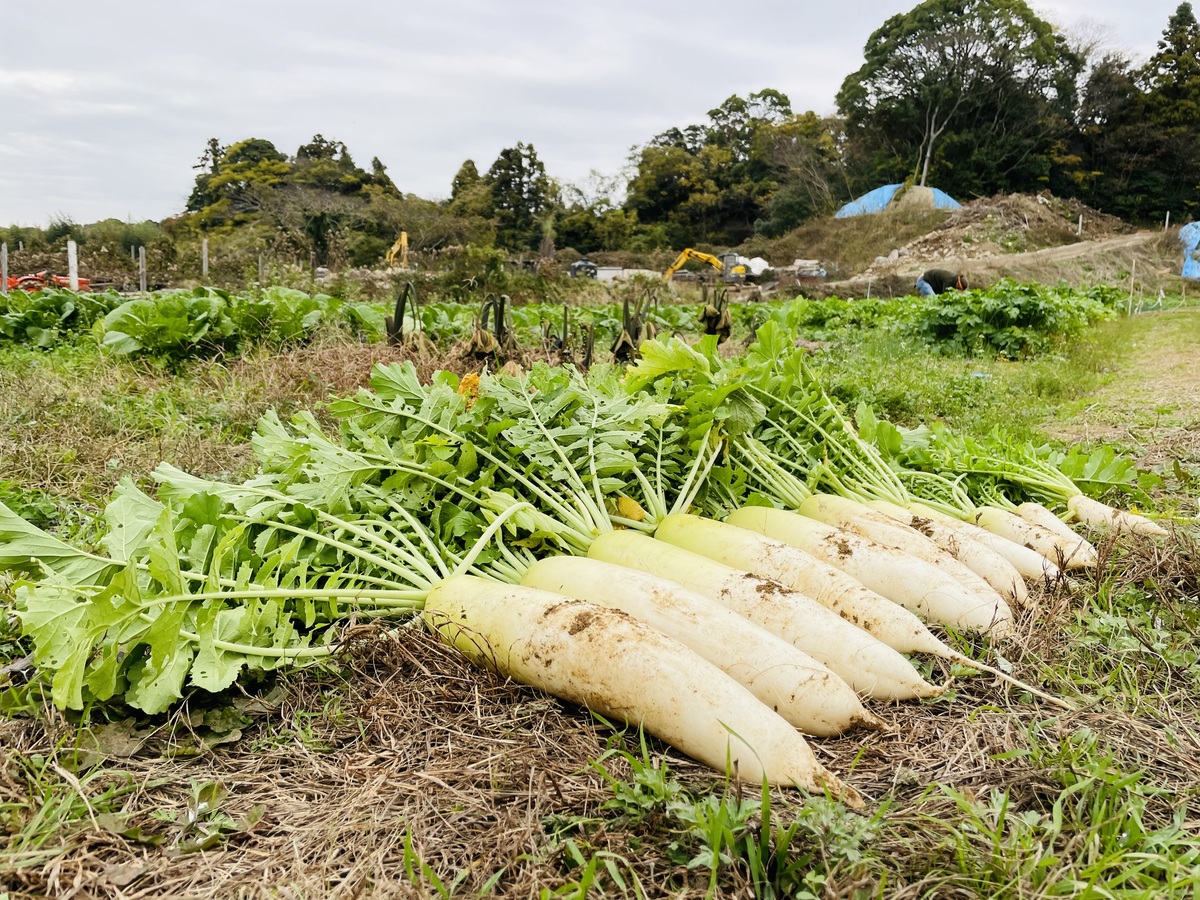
[186,138,291,226]
[369,157,401,197]
[624,90,798,246]
[1065,54,1167,219]
[448,160,493,220]
[705,90,793,163]
[752,113,847,236]
[483,143,558,251]
[556,170,635,253]
[291,134,371,195]
[1142,3,1200,127]
[837,0,1081,194]
[1134,3,1200,219]
[450,160,481,201]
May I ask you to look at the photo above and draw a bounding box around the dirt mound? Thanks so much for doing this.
[812,192,1184,297]
[869,193,1134,272]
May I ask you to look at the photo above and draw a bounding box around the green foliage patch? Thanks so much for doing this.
[905,279,1125,357]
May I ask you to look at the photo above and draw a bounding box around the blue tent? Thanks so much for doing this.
[1181,222,1200,279]
[835,184,961,218]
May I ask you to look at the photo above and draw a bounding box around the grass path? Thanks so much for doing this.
[1051,307,1200,473]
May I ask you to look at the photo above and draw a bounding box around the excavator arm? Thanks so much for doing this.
[663,248,726,281]
[663,248,748,283]
[385,231,409,269]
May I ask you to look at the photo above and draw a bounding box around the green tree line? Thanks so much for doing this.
[5,1,1197,266]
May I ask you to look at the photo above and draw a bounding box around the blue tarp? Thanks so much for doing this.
[835,184,902,218]
[835,184,961,218]
[1181,221,1200,279]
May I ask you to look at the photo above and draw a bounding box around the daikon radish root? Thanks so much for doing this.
[866,498,1028,608]
[1015,502,1083,541]
[521,556,882,736]
[904,501,1063,582]
[423,575,863,804]
[651,517,1072,710]
[1066,495,1170,538]
[726,507,1013,636]
[652,513,947,656]
[586,530,940,701]
[799,493,1010,609]
[974,506,1097,570]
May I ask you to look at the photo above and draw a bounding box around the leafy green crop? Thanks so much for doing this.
[0,289,124,348]
[94,287,384,359]
[904,279,1123,357]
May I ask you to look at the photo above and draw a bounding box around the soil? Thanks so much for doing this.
[819,193,1187,299]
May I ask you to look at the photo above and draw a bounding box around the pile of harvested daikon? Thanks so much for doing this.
[3,326,1168,809]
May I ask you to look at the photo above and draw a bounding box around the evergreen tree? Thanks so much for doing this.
[483,143,557,251]
[1142,2,1200,127]
[1140,3,1200,218]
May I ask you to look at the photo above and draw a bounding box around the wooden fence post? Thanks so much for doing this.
[139,246,147,293]
[202,238,209,279]
[1,243,7,295]
[67,240,79,291]
[1127,259,1136,315]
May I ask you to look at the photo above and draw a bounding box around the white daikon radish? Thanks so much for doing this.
[725,507,1013,636]
[974,506,1097,570]
[798,493,1009,609]
[423,575,863,804]
[586,530,940,701]
[521,556,881,736]
[1066,495,1170,538]
[651,517,1072,710]
[904,501,1063,582]
[652,513,948,656]
[1015,502,1083,541]
[866,498,1028,607]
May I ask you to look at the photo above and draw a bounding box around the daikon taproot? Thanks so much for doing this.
[1065,495,1169,538]
[520,556,881,736]
[1015,501,1083,541]
[798,493,1011,609]
[650,516,1072,710]
[652,513,948,655]
[902,500,1063,582]
[423,575,863,803]
[724,508,1013,636]
[586,530,940,701]
[864,498,1028,607]
[973,506,1097,570]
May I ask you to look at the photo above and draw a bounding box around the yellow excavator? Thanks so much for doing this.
[663,248,747,284]
[385,231,409,269]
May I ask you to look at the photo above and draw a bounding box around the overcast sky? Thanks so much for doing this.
[0,1,1175,227]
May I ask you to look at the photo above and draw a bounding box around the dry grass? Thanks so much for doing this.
[0,334,575,509]
[4,530,1200,898]
[1,628,699,899]
[743,210,952,281]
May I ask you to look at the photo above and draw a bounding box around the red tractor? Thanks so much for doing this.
[5,271,92,292]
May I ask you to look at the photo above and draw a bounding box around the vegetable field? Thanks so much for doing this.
[1,284,1198,899]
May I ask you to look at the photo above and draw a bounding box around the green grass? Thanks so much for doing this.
[2,301,1199,897]
[803,319,1127,442]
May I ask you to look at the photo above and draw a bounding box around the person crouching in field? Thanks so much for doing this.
[915,269,968,296]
